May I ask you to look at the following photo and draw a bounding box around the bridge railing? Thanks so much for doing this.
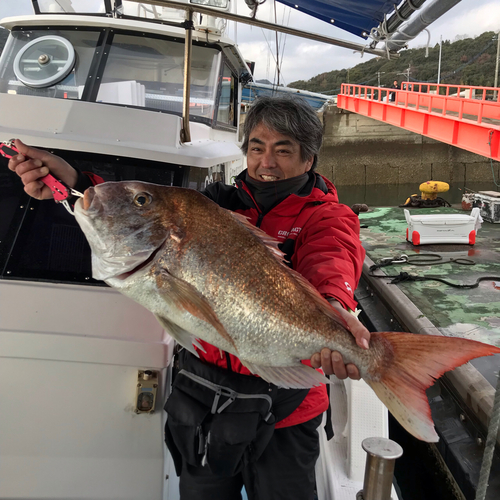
[339,83,500,126]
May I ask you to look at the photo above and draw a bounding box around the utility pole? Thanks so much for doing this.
[376,71,385,87]
[397,66,411,89]
[437,35,442,85]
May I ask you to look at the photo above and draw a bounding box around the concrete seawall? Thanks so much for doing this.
[317,105,500,188]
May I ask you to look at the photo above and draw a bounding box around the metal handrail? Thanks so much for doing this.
[339,83,500,128]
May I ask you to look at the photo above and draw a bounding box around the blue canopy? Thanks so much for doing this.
[275,0,398,38]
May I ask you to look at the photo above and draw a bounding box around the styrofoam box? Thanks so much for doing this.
[404,208,481,245]
[474,191,500,223]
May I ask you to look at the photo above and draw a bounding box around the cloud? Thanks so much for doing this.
[235,0,499,85]
[1,0,497,86]
[406,2,500,47]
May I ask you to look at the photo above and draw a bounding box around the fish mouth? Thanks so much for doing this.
[82,186,101,213]
[83,187,94,210]
[75,186,101,215]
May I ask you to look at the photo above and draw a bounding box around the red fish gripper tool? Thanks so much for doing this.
[0,139,83,215]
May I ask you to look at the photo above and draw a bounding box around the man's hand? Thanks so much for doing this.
[310,300,370,380]
[8,139,78,200]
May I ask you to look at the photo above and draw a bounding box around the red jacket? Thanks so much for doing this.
[81,169,365,428]
[199,171,365,428]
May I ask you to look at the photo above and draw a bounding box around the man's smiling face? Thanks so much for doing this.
[246,123,313,182]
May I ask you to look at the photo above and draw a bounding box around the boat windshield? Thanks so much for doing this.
[0,28,221,121]
[33,0,189,20]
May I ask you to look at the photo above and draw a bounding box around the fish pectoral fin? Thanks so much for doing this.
[154,315,205,356]
[158,269,237,351]
[242,361,331,389]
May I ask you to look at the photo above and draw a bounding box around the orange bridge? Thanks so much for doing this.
[337,83,500,161]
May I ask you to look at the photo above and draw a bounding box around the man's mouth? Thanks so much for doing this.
[260,174,280,181]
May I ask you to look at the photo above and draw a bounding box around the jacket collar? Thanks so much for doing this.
[235,169,338,215]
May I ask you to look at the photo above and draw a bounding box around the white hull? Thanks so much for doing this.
[0,280,178,499]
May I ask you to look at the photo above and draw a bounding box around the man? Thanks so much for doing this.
[9,96,370,500]
[390,80,399,102]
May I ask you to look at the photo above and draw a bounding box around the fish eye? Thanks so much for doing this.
[133,193,152,207]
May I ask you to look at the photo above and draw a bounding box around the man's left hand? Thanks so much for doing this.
[310,300,370,380]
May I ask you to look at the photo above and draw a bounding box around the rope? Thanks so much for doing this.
[423,28,430,58]
[369,270,500,289]
[370,253,476,269]
[475,372,500,500]
[369,254,500,289]
[368,15,391,59]
[393,5,406,22]
[406,0,419,12]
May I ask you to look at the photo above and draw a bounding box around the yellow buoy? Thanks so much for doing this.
[419,181,449,200]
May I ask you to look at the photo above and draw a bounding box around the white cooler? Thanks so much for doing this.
[404,208,481,245]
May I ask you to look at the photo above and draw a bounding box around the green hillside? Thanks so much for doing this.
[289,31,499,93]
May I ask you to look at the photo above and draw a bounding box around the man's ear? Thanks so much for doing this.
[305,157,314,172]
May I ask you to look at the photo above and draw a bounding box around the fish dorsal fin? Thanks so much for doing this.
[229,210,349,330]
[159,269,237,351]
[229,211,286,262]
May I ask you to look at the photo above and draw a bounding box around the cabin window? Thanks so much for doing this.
[216,64,236,127]
[0,29,100,99]
[99,33,220,120]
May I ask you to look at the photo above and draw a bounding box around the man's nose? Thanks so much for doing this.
[260,150,276,168]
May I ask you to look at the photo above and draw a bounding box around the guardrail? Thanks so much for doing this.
[339,83,500,125]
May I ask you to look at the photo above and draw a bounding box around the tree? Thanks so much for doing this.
[288,30,499,92]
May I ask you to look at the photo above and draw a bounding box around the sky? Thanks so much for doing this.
[1,0,499,86]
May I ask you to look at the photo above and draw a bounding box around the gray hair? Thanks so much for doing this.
[241,96,323,170]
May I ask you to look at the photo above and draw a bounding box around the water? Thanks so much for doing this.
[336,182,499,208]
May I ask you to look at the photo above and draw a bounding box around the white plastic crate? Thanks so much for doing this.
[474,191,500,224]
[404,208,481,245]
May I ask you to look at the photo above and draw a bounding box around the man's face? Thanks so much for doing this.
[246,123,313,181]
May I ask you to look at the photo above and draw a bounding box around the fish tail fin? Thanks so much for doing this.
[366,332,500,442]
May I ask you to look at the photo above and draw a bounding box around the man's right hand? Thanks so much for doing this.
[8,139,78,200]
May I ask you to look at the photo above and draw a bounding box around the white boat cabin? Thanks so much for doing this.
[0,2,392,499]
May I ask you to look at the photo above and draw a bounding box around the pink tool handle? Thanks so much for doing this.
[39,173,71,202]
[0,141,71,202]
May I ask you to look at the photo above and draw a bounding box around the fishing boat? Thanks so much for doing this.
[1,1,498,499]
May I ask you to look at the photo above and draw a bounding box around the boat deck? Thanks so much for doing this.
[358,205,500,499]
[359,206,500,360]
